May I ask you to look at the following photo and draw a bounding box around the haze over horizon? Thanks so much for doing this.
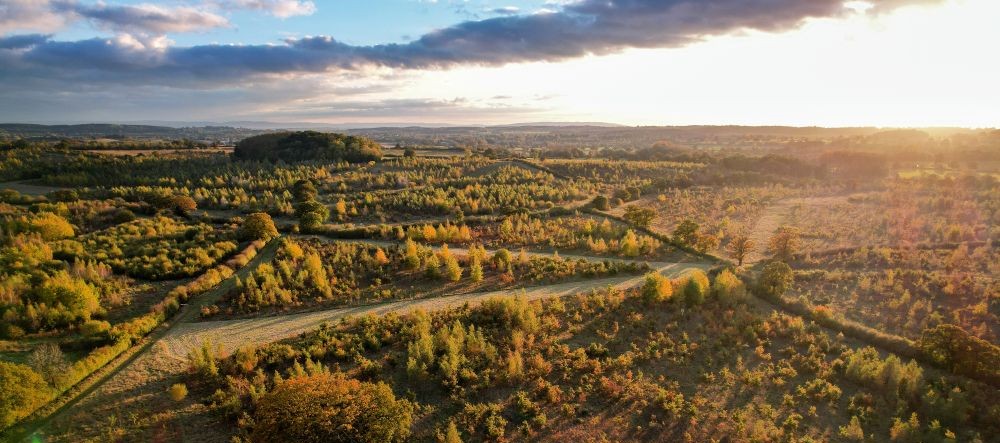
[1,0,997,127]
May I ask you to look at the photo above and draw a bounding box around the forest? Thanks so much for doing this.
[0,129,997,442]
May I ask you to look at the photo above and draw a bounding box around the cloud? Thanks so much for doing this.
[56,1,231,35]
[0,0,230,35]
[490,6,521,15]
[2,0,943,85]
[215,0,317,18]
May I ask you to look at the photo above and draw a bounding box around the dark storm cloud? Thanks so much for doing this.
[0,0,940,87]
[0,34,52,50]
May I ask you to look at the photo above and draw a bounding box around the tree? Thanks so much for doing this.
[767,226,800,261]
[623,205,656,229]
[424,254,442,279]
[682,270,709,306]
[374,248,390,266]
[726,233,755,266]
[839,416,865,441]
[672,220,700,247]
[592,195,610,211]
[403,239,421,269]
[27,343,68,387]
[756,261,793,300]
[695,233,719,253]
[293,179,318,202]
[403,146,417,158]
[444,255,463,282]
[711,269,746,305]
[0,361,50,428]
[641,273,673,304]
[296,200,329,232]
[170,195,198,217]
[239,212,279,241]
[469,257,484,282]
[252,372,412,443]
[443,420,463,443]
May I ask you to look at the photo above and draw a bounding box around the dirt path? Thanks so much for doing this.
[33,240,710,441]
[162,258,708,359]
[0,180,65,196]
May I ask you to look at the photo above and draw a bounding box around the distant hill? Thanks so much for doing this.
[0,123,267,142]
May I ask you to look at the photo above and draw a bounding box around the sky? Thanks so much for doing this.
[0,0,997,127]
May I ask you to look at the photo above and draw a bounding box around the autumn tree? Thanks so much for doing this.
[682,270,709,306]
[726,232,755,266]
[239,212,279,241]
[170,195,198,217]
[252,372,412,443]
[767,226,800,261]
[641,273,673,304]
[623,205,656,228]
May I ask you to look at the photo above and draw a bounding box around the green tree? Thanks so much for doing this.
[623,205,656,228]
[592,195,610,211]
[756,261,793,300]
[672,219,700,247]
[239,212,279,241]
[682,270,709,306]
[292,179,318,202]
[296,200,329,232]
[252,372,412,443]
[641,272,673,304]
[469,256,484,282]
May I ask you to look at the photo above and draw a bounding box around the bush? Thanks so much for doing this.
[252,372,412,443]
[0,361,51,428]
[80,319,111,337]
[168,383,188,402]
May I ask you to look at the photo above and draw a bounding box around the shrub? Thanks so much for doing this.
[0,361,51,428]
[169,383,188,402]
[252,372,412,443]
[30,212,75,240]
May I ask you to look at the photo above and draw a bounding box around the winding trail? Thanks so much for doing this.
[31,234,711,442]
